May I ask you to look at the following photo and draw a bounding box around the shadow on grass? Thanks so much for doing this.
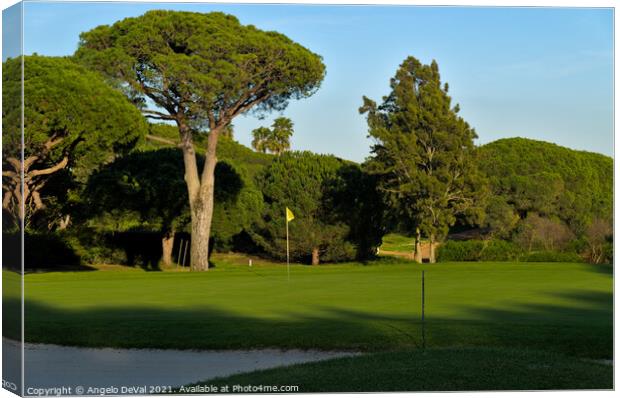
[196,347,613,392]
[437,290,612,359]
[4,289,611,359]
[586,263,613,276]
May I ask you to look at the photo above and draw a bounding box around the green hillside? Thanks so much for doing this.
[140,123,273,178]
[478,137,612,230]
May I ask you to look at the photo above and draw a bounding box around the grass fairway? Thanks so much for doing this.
[379,233,415,253]
[5,255,611,360]
[194,348,613,392]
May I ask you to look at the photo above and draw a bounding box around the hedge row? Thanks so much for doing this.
[436,240,584,263]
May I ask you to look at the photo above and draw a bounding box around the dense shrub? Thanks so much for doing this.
[520,251,584,263]
[61,229,125,265]
[436,239,584,262]
[479,240,522,261]
[1,233,20,270]
[3,232,82,271]
[436,240,485,262]
[602,242,613,264]
[566,237,589,255]
[514,214,575,252]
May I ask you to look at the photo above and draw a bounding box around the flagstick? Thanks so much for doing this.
[286,218,290,282]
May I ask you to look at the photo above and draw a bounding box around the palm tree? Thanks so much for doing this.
[271,117,294,155]
[251,117,294,155]
[251,126,272,153]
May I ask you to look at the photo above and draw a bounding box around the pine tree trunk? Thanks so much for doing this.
[161,232,174,265]
[179,122,220,271]
[190,203,211,271]
[191,133,219,271]
[311,247,320,265]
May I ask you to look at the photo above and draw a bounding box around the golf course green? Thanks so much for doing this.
[2,254,613,390]
[4,255,612,361]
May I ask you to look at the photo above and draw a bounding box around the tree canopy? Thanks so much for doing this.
[478,137,613,235]
[75,10,325,270]
[251,151,384,264]
[360,56,484,262]
[2,55,147,230]
[75,10,325,132]
[84,149,192,235]
[82,127,268,265]
[252,151,349,264]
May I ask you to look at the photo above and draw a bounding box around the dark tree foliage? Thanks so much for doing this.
[2,55,147,230]
[252,151,348,265]
[481,196,520,240]
[83,146,261,265]
[360,56,485,262]
[209,154,265,253]
[251,151,384,264]
[84,149,192,235]
[478,137,613,235]
[135,122,271,253]
[325,164,387,260]
[75,10,325,270]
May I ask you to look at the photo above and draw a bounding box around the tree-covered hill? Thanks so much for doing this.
[478,137,612,233]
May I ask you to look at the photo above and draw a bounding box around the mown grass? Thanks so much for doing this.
[192,348,612,392]
[379,233,415,253]
[3,254,611,360]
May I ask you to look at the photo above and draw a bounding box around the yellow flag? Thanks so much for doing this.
[286,207,295,222]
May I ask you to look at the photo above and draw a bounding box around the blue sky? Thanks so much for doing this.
[5,2,614,161]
